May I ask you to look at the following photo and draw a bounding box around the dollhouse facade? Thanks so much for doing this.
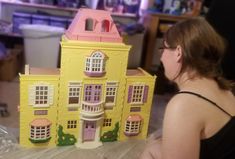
[19,8,156,149]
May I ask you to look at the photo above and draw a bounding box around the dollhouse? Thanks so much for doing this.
[19,8,156,149]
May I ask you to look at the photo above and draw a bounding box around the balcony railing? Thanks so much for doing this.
[80,101,104,118]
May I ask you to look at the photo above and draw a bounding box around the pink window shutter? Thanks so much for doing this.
[127,86,133,103]
[143,85,149,103]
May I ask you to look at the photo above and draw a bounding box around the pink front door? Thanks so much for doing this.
[83,121,96,141]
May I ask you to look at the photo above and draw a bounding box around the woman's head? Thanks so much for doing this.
[161,17,232,89]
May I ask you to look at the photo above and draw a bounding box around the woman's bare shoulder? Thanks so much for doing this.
[164,93,206,123]
[162,93,204,159]
[167,93,200,110]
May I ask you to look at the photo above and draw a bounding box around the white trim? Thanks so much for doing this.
[49,86,54,105]
[105,103,115,107]
[124,120,141,134]
[81,101,104,106]
[80,116,103,121]
[30,125,51,140]
[28,85,35,106]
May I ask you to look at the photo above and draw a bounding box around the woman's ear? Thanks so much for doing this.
[175,45,183,62]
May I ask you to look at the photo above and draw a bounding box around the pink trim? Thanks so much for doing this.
[126,114,142,121]
[30,118,51,126]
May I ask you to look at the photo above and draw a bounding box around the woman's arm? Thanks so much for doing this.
[162,95,204,159]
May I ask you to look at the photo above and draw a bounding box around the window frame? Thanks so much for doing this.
[29,83,54,108]
[67,120,77,129]
[124,120,141,136]
[105,82,118,106]
[85,51,106,77]
[85,18,94,31]
[131,84,145,104]
[101,19,110,32]
[30,122,51,141]
[68,82,82,107]
[84,84,102,103]
[35,85,49,106]
[103,118,112,127]
[128,84,149,105]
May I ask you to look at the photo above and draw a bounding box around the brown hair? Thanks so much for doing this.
[164,17,233,90]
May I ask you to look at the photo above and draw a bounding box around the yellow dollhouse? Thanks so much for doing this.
[19,8,156,149]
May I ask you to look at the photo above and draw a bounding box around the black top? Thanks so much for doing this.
[177,91,235,159]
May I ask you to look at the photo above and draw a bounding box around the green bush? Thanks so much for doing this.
[57,125,77,146]
[100,122,119,142]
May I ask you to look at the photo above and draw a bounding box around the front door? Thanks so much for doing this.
[83,121,96,141]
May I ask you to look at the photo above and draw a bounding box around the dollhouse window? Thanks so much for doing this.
[105,82,118,106]
[101,20,110,32]
[85,18,94,31]
[68,82,82,106]
[85,51,106,77]
[67,120,77,129]
[29,118,51,142]
[84,84,102,102]
[103,118,112,127]
[29,84,54,107]
[127,85,149,104]
[124,115,142,136]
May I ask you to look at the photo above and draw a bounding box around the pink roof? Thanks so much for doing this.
[65,8,122,43]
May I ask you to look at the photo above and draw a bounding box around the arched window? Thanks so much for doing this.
[85,51,106,77]
[85,18,94,31]
[101,20,110,32]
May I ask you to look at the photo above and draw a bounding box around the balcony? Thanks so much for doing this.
[80,101,104,120]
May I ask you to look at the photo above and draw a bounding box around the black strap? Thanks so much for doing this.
[177,91,232,117]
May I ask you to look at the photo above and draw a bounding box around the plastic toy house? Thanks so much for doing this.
[19,8,156,149]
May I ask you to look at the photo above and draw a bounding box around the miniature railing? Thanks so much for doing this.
[80,101,104,117]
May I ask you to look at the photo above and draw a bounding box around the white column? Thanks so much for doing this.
[94,118,103,144]
[75,119,83,147]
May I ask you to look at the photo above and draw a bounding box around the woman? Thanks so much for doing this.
[140,17,235,159]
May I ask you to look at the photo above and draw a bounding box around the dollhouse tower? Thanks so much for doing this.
[59,8,131,149]
[19,8,156,149]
